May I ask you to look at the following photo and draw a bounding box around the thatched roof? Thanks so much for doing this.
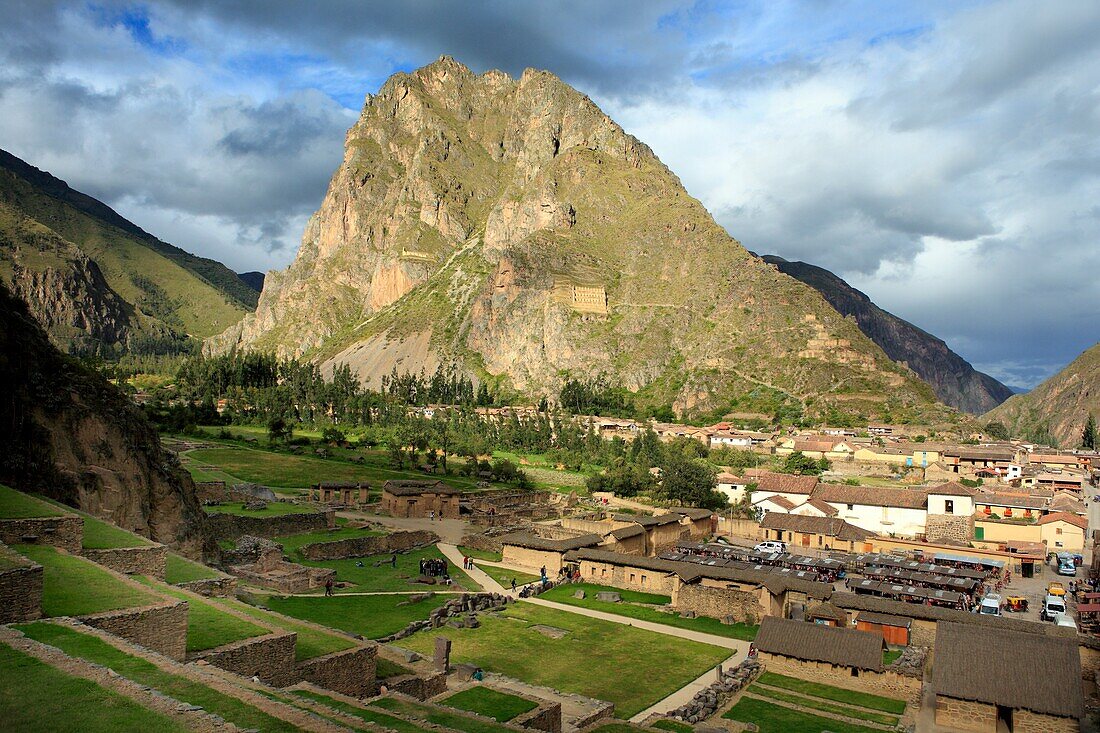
[608,524,645,540]
[933,622,1083,719]
[755,617,883,671]
[498,532,602,552]
[759,512,873,541]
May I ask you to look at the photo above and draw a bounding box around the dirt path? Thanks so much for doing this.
[438,543,508,594]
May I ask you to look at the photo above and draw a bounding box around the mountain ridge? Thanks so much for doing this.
[758,254,1013,414]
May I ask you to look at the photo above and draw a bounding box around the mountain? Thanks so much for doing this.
[982,342,1100,446]
[0,281,210,554]
[758,255,1013,414]
[238,271,265,292]
[0,148,256,356]
[210,56,959,425]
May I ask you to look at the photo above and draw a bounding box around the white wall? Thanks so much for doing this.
[825,502,928,537]
[927,494,974,516]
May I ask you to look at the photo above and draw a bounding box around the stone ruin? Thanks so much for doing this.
[667,658,762,724]
[380,593,510,643]
[221,535,335,594]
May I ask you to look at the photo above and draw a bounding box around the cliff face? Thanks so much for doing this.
[0,282,210,556]
[983,342,1100,446]
[0,148,253,356]
[211,56,956,424]
[760,256,1013,414]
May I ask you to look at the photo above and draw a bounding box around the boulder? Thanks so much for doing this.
[596,591,621,603]
[573,589,586,599]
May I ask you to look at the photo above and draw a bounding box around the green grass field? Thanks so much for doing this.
[79,515,153,549]
[0,484,64,518]
[755,672,906,715]
[297,545,477,593]
[164,553,222,584]
[372,696,516,733]
[186,446,382,489]
[290,690,427,733]
[13,623,301,732]
[135,579,268,652]
[17,545,158,617]
[476,563,541,588]
[651,720,693,733]
[0,638,190,733]
[375,657,414,679]
[213,598,356,661]
[538,583,758,641]
[442,686,538,722]
[256,593,452,640]
[746,684,900,726]
[398,603,730,718]
[457,546,502,562]
[723,697,885,733]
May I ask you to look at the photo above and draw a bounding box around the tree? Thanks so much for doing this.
[586,463,657,497]
[267,416,292,445]
[780,451,823,476]
[1083,414,1097,450]
[984,421,1010,440]
[659,452,725,509]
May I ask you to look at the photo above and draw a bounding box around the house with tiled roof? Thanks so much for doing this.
[759,512,874,552]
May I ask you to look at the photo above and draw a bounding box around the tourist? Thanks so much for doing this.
[390,553,397,568]
[511,578,517,592]
[324,577,334,596]
[429,510,435,521]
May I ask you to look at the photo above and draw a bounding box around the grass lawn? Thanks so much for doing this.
[291,690,427,733]
[748,685,900,726]
[13,623,301,732]
[376,657,414,679]
[442,686,537,722]
[543,582,670,605]
[204,502,317,518]
[0,638,190,733]
[538,583,757,642]
[723,697,885,733]
[257,593,451,640]
[476,563,541,588]
[275,526,385,559]
[0,484,64,518]
[17,545,158,617]
[398,603,730,718]
[883,649,903,665]
[214,598,355,661]
[186,446,382,489]
[298,545,478,593]
[373,696,515,733]
[458,546,502,562]
[651,720,693,733]
[135,579,268,652]
[589,725,649,733]
[164,553,222,584]
[756,672,906,715]
[80,514,153,549]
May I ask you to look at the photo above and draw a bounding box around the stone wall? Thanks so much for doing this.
[577,558,678,595]
[761,654,922,702]
[925,513,974,545]
[81,600,188,661]
[0,547,42,623]
[514,702,562,733]
[297,645,377,697]
[672,582,763,624]
[934,695,997,732]
[1013,709,1080,733]
[300,530,439,560]
[82,545,167,579]
[386,672,448,700]
[0,516,83,552]
[177,576,238,597]
[205,510,334,541]
[198,632,297,687]
[503,546,567,575]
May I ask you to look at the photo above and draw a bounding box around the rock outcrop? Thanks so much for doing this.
[983,342,1100,446]
[0,282,211,556]
[760,255,1013,414]
[210,56,957,425]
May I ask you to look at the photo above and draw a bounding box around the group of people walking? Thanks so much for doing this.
[419,557,448,577]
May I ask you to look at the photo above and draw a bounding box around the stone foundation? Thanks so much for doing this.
[0,545,42,623]
[80,600,188,661]
[82,545,167,579]
[761,655,921,701]
[205,510,334,541]
[1013,709,1080,733]
[177,576,237,597]
[300,530,439,561]
[514,701,563,733]
[672,582,763,624]
[297,645,377,697]
[198,632,297,687]
[384,671,448,700]
[935,695,997,732]
[0,516,83,552]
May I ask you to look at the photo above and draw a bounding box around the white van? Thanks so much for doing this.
[1042,594,1067,622]
[754,541,786,554]
[977,594,1002,616]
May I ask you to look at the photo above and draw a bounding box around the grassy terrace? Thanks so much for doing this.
[135,579,267,652]
[290,690,429,733]
[34,495,154,550]
[748,684,900,726]
[0,484,65,518]
[295,545,478,594]
[373,696,517,733]
[17,545,158,616]
[475,564,541,588]
[214,598,355,661]
[442,687,537,722]
[13,623,301,732]
[164,553,222,584]
[0,639,190,733]
[651,720,693,733]
[275,526,385,558]
[538,583,758,641]
[376,656,414,678]
[398,603,730,718]
[723,697,885,733]
[756,672,906,715]
[257,593,451,640]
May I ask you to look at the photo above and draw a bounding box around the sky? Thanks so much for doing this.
[1,1,1098,390]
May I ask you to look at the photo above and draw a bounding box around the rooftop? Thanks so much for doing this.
[755,617,883,671]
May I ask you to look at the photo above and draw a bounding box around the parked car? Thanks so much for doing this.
[754,541,786,554]
[1042,594,1068,622]
[1048,581,1066,596]
[977,593,1002,616]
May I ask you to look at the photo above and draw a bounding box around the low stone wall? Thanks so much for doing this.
[228,561,334,594]
[385,672,448,700]
[297,645,377,697]
[300,530,440,560]
[82,545,167,579]
[81,600,188,661]
[206,510,334,541]
[934,694,996,732]
[0,546,42,623]
[760,654,922,702]
[0,516,83,552]
[198,632,297,687]
[514,702,562,733]
[380,593,510,643]
[177,576,237,597]
[1013,709,1080,733]
[668,658,762,724]
[672,582,763,624]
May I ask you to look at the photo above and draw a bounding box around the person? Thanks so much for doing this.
[390,553,397,568]
[511,578,517,592]
[429,510,435,522]
[540,565,546,578]
[324,577,334,596]
[419,559,426,575]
